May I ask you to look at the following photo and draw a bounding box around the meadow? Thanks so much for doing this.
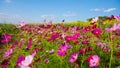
[0,15,120,68]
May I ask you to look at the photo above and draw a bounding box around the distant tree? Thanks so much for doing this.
[87,16,108,22]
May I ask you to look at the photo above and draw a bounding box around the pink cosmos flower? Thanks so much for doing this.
[16,20,26,28]
[57,43,71,56]
[18,52,36,68]
[65,33,80,42]
[114,14,120,21]
[69,52,78,63]
[72,33,80,40]
[4,48,13,57]
[84,26,91,32]
[105,23,120,33]
[61,33,66,39]
[16,55,25,66]
[49,49,54,54]
[65,36,73,42]
[1,34,12,44]
[91,28,102,37]
[47,32,59,41]
[89,55,100,67]
[71,27,77,33]
[27,38,32,49]
[91,17,98,23]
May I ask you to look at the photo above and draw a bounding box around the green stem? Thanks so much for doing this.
[81,54,85,68]
[109,33,113,68]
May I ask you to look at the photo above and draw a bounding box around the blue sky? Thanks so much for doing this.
[0,0,120,23]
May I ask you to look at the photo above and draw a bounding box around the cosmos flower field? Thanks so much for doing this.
[0,14,120,68]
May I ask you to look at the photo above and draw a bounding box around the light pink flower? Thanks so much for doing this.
[91,17,98,23]
[4,48,13,57]
[69,52,78,63]
[114,14,120,21]
[89,55,100,67]
[62,34,66,39]
[16,20,26,28]
[19,52,36,68]
[105,23,120,33]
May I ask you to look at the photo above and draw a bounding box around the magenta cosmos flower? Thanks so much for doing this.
[57,43,71,56]
[92,28,102,37]
[27,38,32,49]
[69,52,78,63]
[1,34,12,44]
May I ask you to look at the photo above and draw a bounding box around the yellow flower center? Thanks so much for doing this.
[96,31,98,34]
[62,49,65,52]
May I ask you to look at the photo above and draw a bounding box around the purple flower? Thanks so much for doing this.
[69,52,78,63]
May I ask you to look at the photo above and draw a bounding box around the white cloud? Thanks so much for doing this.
[63,12,76,17]
[40,14,55,19]
[90,8,117,12]
[4,0,12,3]
[104,8,117,12]
[90,8,101,12]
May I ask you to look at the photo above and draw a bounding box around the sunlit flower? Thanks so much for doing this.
[69,52,78,63]
[18,52,36,68]
[16,20,26,28]
[91,17,98,23]
[86,55,100,67]
[92,28,102,37]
